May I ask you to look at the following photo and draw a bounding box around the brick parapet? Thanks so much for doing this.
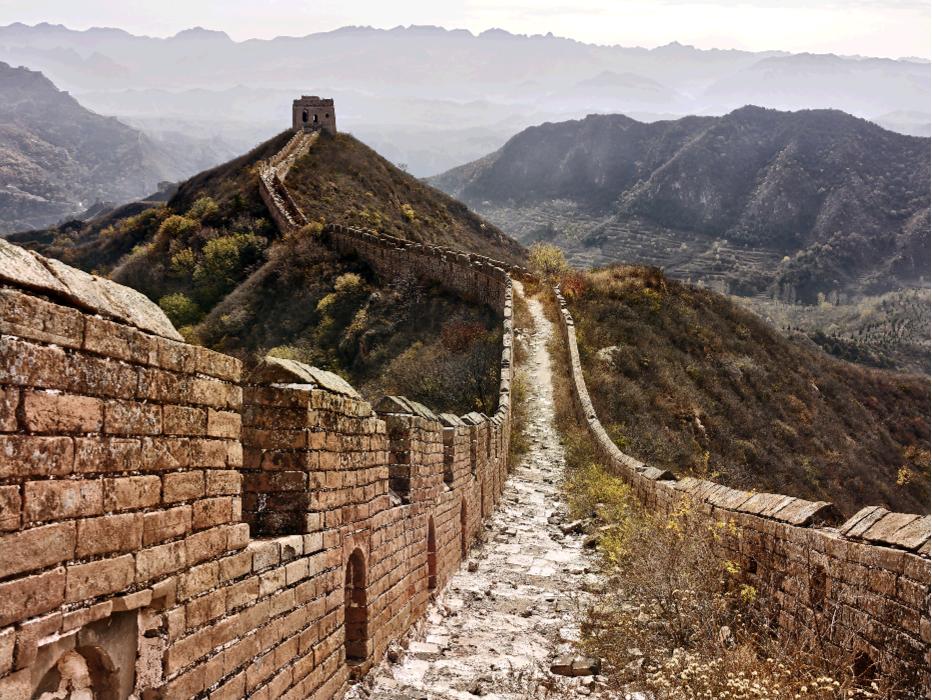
[0,166,517,698]
[551,285,931,682]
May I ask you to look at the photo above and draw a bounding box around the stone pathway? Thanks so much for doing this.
[349,292,609,700]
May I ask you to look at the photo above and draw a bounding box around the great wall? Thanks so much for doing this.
[0,106,928,699]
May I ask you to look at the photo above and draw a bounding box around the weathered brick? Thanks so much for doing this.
[163,404,207,436]
[24,479,102,522]
[193,496,235,530]
[84,315,157,365]
[22,391,103,433]
[208,409,241,439]
[0,486,20,531]
[0,337,67,388]
[140,436,192,470]
[0,626,14,675]
[179,561,219,600]
[76,513,143,557]
[163,470,205,503]
[136,540,187,582]
[65,554,135,602]
[185,526,228,565]
[143,505,192,545]
[206,470,241,496]
[104,399,162,435]
[0,566,65,626]
[104,475,161,511]
[0,387,17,431]
[186,588,226,628]
[73,436,140,473]
[0,435,74,478]
[0,288,84,348]
[0,522,75,578]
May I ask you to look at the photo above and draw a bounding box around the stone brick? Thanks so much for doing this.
[0,387,18,431]
[143,505,192,545]
[208,409,242,439]
[84,315,158,365]
[76,513,143,557]
[163,404,207,436]
[137,540,188,582]
[0,522,75,578]
[180,562,219,600]
[163,470,205,503]
[206,470,241,496]
[0,566,65,626]
[24,479,102,522]
[23,391,103,433]
[0,626,14,675]
[0,337,67,389]
[186,526,228,565]
[73,436,140,473]
[103,475,161,511]
[104,399,162,435]
[193,496,235,530]
[0,486,20,531]
[0,435,74,478]
[65,554,135,602]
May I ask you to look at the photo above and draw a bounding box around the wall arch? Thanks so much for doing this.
[344,548,369,664]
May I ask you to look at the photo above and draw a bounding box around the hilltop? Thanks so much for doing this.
[563,265,929,515]
[0,61,232,233]
[11,129,524,413]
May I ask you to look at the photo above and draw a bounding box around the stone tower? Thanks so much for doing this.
[292,95,337,134]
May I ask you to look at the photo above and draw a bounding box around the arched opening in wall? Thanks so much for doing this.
[427,516,438,591]
[313,113,319,124]
[302,109,308,123]
[460,498,468,559]
[344,549,369,665]
[35,646,120,700]
[747,556,758,576]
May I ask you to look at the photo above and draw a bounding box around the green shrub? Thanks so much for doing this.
[193,233,267,306]
[156,215,199,242]
[158,293,203,327]
[186,196,220,222]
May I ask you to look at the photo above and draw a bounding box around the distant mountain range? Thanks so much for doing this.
[431,107,930,304]
[0,22,927,176]
[0,61,240,233]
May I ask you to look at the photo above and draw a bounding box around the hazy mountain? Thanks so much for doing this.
[0,61,242,233]
[432,107,930,305]
[8,129,522,412]
[0,23,927,176]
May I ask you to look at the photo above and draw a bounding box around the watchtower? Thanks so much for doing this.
[293,95,337,135]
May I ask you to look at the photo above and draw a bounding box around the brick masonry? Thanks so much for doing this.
[0,197,519,699]
[552,286,931,684]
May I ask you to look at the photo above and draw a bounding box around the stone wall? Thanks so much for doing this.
[551,286,931,684]
[0,203,516,699]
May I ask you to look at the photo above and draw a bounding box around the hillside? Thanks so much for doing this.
[565,265,930,515]
[0,61,226,234]
[11,130,524,414]
[433,107,931,304]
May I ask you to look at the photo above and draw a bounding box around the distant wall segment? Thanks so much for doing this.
[551,285,931,684]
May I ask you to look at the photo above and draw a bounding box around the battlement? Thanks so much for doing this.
[0,231,515,698]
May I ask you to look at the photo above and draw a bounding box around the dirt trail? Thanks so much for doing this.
[349,291,610,700]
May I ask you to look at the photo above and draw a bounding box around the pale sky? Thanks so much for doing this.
[1,0,929,59]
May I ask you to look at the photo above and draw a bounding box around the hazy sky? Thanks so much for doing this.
[2,0,929,59]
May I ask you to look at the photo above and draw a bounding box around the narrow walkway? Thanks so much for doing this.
[349,294,607,699]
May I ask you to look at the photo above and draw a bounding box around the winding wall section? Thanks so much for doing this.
[552,286,930,685]
[0,128,524,699]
